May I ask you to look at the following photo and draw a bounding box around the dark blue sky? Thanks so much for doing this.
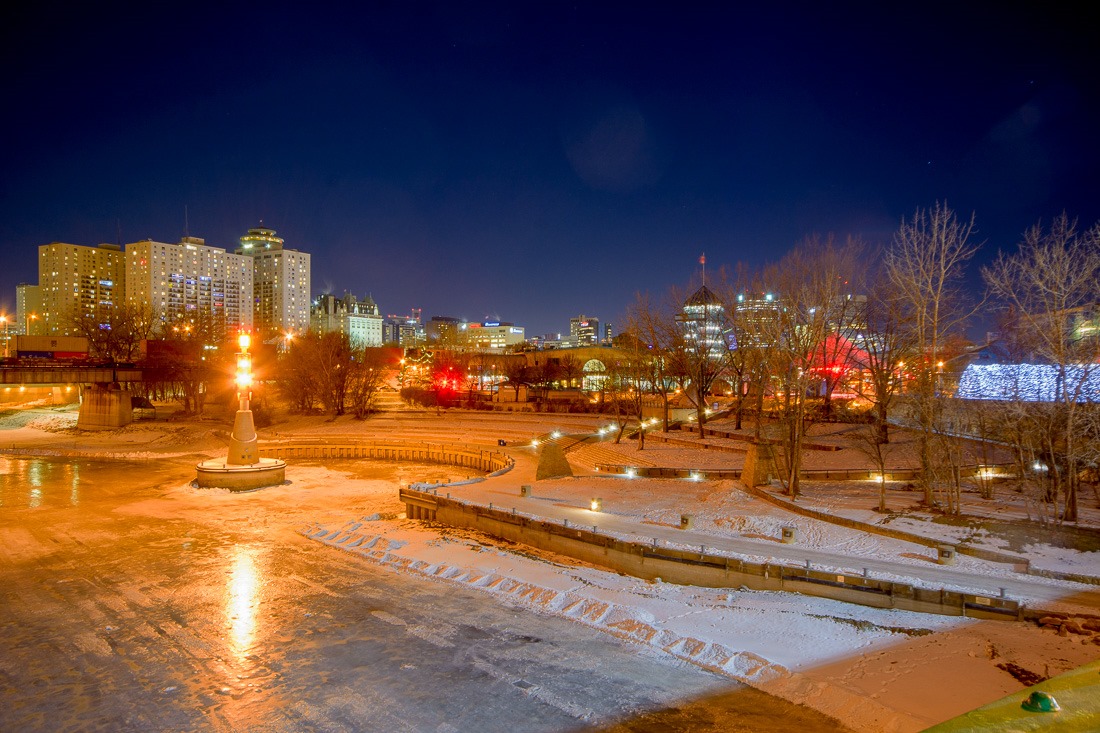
[2,2,1096,337]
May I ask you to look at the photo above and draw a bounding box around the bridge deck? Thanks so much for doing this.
[0,367,144,385]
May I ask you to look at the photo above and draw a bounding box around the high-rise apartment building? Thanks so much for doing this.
[38,242,126,336]
[16,283,43,336]
[125,237,253,332]
[235,226,311,338]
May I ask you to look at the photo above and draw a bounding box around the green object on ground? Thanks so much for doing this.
[1021,691,1061,713]
[536,443,573,480]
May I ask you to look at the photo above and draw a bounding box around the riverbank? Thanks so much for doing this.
[3,403,1099,732]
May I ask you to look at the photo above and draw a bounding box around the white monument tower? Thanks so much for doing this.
[196,333,286,490]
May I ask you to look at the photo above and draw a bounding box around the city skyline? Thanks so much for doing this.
[3,3,1097,337]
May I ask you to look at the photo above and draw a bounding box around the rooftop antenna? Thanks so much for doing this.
[700,252,706,287]
[116,219,122,246]
[184,205,190,239]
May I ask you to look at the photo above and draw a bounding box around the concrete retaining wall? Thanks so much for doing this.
[259,440,513,475]
[400,488,1022,621]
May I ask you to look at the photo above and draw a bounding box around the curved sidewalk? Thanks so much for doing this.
[434,443,1100,616]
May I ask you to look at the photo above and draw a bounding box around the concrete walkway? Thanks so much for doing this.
[436,443,1100,616]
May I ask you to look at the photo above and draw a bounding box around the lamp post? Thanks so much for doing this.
[227,332,257,465]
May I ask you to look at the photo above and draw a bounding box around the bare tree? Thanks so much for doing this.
[614,329,657,450]
[760,237,864,497]
[854,271,917,445]
[316,332,355,416]
[279,336,320,413]
[853,423,892,512]
[603,357,636,444]
[557,354,583,389]
[498,355,529,402]
[982,214,1100,522]
[159,310,229,415]
[885,202,982,508]
[531,358,561,405]
[625,291,678,431]
[346,347,394,418]
[66,302,159,363]
[670,281,731,430]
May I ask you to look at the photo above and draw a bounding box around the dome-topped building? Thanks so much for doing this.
[680,284,732,360]
[235,224,311,339]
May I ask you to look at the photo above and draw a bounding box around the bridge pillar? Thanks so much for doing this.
[77,384,133,430]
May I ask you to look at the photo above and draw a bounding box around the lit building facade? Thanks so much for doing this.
[16,283,43,336]
[38,242,126,336]
[384,309,424,346]
[733,292,781,348]
[426,316,462,346]
[569,315,600,346]
[463,321,525,352]
[680,285,732,360]
[125,237,253,332]
[235,226,311,338]
[311,293,384,348]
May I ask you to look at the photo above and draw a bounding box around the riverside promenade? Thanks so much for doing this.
[393,424,1100,619]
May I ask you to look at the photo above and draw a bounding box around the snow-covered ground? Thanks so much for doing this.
[5,404,1099,732]
[584,431,1100,580]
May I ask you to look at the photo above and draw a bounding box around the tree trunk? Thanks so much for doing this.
[874,401,890,444]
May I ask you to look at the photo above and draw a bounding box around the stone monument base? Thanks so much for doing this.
[195,457,286,491]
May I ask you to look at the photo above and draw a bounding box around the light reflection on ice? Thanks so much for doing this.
[227,545,260,664]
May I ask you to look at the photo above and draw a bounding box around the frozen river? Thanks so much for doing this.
[0,455,849,731]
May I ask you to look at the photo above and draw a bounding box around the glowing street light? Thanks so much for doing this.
[196,330,286,490]
[228,332,256,464]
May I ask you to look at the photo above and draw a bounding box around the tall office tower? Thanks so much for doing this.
[680,285,731,361]
[16,283,43,336]
[235,226,311,339]
[569,315,600,346]
[125,236,253,333]
[384,309,424,346]
[38,242,126,336]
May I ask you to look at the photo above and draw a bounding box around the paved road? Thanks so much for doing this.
[0,455,848,732]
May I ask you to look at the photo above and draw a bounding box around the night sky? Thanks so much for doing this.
[2,2,1096,337]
